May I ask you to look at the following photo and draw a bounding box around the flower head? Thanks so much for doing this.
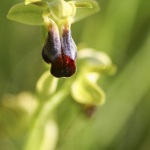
[41,0,99,78]
[7,0,100,78]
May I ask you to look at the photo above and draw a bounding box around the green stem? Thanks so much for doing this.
[23,82,70,150]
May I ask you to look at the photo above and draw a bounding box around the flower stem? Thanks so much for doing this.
[23,82,70,150]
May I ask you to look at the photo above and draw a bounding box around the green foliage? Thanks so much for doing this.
[1,0,150,149]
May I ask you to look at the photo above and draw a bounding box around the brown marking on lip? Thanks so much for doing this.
[50,54,76,78]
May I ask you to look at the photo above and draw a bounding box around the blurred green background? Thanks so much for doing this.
[0,0,150,150]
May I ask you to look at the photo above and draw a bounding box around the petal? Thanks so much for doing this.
[7,2,47,25]
[77,48,117,75]
[71,0,100,23]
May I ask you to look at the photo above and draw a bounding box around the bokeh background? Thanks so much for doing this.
[0,0,150,149]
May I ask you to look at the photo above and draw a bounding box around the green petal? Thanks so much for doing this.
[7,2,47,25]
[71,1,93,8]
[78,48,116,75]
[71,0,100,23]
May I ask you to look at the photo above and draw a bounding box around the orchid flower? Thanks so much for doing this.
[7,0,100,78]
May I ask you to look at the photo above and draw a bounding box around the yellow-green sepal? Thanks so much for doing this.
[7,2,48,25]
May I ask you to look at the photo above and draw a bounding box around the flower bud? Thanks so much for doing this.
[36,71,58,99]
[71,73,105,106]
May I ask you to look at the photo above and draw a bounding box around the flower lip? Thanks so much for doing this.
[42,15,77,78]
[42,24,61,63]
[51,54,76,78]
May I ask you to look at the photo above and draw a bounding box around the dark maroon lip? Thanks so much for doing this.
[50,55,76,78]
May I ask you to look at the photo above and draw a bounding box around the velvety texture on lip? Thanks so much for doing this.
[61,27,77,61]
[42,27,61,64]
[42,21,77,78]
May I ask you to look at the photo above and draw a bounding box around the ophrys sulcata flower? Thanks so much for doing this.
[7,0,100,78]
